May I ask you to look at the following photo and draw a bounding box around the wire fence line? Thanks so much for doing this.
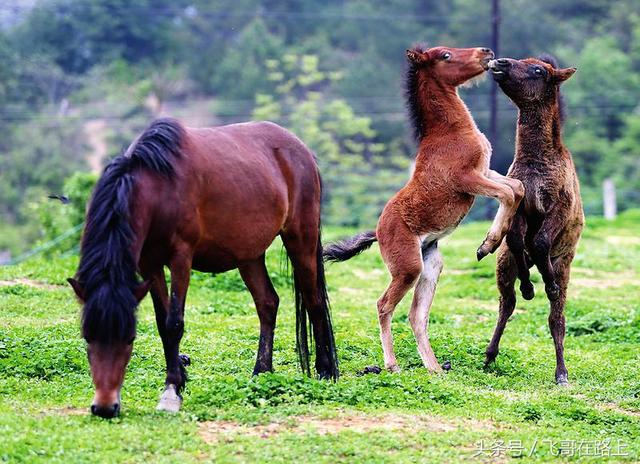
[6,223,84,266]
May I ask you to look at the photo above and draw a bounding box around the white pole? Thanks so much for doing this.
[603,178,617,220]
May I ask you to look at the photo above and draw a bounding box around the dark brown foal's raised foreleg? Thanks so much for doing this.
[485,243,518,366]
[506,208,535,300]
[549,253,573,385]
[239,257,279,375]
[530,206,568,301]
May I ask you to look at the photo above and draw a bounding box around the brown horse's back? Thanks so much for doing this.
[133,121,321,274]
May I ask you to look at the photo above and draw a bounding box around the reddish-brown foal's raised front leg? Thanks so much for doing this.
[457,170,524,260]
[239,256,279,375]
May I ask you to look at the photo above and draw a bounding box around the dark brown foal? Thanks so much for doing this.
[483,55,584,385]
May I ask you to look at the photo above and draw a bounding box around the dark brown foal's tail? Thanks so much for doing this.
[293,228,340,380]
[323,230,377,262]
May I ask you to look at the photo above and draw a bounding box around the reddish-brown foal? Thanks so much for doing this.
[325,46,524,372]
[484,55,583,385]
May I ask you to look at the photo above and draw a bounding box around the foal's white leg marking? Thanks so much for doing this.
[157,384,182,413]
[409,244,443,372]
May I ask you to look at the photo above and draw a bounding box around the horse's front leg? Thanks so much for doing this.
[156,251,192,412]
[530,205,568,301]
[505,208,535,300]
[457,170,524,260]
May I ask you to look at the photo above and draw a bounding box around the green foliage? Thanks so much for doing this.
[253,54,410,226]
[34,172,98,255]
[1,0,640,248]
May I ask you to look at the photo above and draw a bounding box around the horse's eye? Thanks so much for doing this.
[442,52,451,61]
[534,68,543,75]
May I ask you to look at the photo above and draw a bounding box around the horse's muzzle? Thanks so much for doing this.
[91,402,120,419]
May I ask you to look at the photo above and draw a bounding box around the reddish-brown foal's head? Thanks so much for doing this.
[406,45,494,87]
[488,56,576,106]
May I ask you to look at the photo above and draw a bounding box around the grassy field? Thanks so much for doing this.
[1,212,639,463]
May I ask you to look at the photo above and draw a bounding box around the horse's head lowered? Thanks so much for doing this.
[488,56,576,107]
[406,45,494,87]
[68,277,151,418]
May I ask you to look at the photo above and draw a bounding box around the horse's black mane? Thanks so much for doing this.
[77,118,184,343]
[538,53,567,124]
[405,44,429,142]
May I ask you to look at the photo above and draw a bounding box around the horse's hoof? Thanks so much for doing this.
[521,282,535,300]
[441,360,451,371]
[157,384,182,413]
[179,354,191,367]
[546,284,560,301]
[556,374,569,386]
[387,364,401,373]
[357,365,382,376]
[476,246,488,261]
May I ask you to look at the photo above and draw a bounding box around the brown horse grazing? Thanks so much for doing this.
[484,55,583,385]
[324,45,524,373]
[68,118,338,418]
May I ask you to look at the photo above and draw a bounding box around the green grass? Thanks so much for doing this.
[1,211,639,462]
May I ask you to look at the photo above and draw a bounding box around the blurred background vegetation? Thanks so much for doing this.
[0,0,638,259]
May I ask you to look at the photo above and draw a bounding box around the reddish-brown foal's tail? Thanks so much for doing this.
[323,231,377,262]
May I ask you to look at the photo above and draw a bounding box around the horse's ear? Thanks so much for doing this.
[554,67,576,83]
[67,278,85,302]
[406,49,429,64]
[134,279,153,303]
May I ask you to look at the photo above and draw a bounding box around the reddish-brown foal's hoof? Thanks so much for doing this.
[476,246,488,261]
[520,281,535,300]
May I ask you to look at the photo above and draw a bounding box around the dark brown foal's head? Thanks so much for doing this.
[406,45,494,87]
[69,278,150,418]
[488,56,576,107]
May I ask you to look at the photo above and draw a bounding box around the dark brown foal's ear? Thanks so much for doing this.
[554,67,577,83]
[67,278,85,302]
[133,279,153,303]
[406,49,429,64]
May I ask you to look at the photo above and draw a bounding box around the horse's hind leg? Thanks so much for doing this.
[408,242,443,372]
[376,218,422,372]
[239,256,279,375]
[281,226,338,379]
[549,253,573,385]
[485,243,518,366]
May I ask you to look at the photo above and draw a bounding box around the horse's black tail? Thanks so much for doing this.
[292,228,339,380]
[323,230,377,262]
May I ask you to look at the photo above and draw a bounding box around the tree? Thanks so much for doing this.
[253,54,410,226]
